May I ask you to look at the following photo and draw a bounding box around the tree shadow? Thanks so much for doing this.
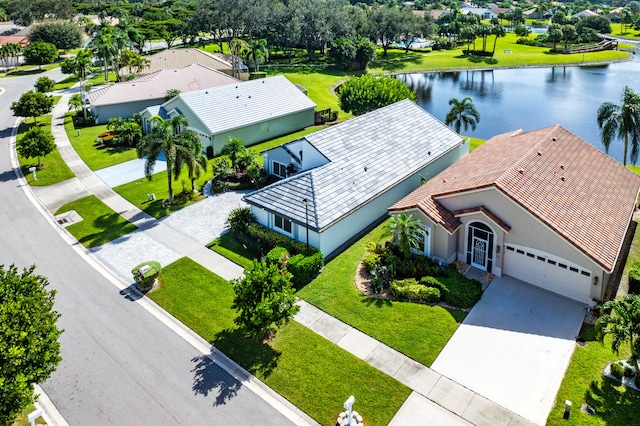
[119,283,143,301]
[0,169,17,182]
[211,328,281,379]
[360,296,393,307]
[373,55,423,71]
[77,213,135,248]
[584,377,640,424]
[190,353,242,405]
[464,56,499,65]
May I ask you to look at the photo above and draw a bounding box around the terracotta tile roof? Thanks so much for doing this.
[390,125,640,271]
[452,206,511,232]
[125,48,233,75]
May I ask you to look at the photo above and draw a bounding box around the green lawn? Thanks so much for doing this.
[548,324,638,425]
[113,167,210,219]
[63,113,138,170]
[10,404,46,426]
[0,62,60,79]
[150,257,410,425]
[207,233,255,269]
[54,195,137,248]
[610,27,640,41]
[16,102,75,186]
[297,221,466,367]
[468,137,485,151]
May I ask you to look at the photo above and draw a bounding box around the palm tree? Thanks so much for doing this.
[596,294,640,369]
[89,27,118,83]
[184,137,208,192]
[445,97,481,135]
[229,38,249,78]
[597,86,640,166]
[247,39,269,72]
[236,148,259,171]
[68,94,83,113]
[117,121,142,147]
[136,115,200,204]
[221,137,246,170]
[382,211,425,259]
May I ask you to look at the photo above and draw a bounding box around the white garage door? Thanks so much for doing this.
[503,244,592,304]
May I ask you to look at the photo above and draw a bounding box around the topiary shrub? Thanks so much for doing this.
[288,252,324,286]
[266,246,289,270]
[610,361,624,380]
[131,261,161,292]
[390,279,441,303]
[629,262,640,294]
[362,252,381,272]
[420,276,449,298]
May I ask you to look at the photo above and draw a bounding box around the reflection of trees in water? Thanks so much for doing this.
[458,70,502,100]
[546,66,572,84]
[397,73,435,104]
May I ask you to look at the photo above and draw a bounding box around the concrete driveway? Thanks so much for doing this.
[431,276,585,425]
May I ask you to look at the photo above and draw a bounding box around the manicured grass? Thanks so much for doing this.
[63,113,138,170]
[10,404,46,426]
[113,167,210,219]
[207,233,256,269]
[0,62,60,78]
[54,195,137,248]
[547,324,638,425]
[297,220,466,367]
[468,137,485,151]
[150,257,411,425]
[16,102,75,186]
[610,27,640,41]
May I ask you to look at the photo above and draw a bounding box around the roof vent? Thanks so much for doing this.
[442,179,447,183]
[364,166,368,172]
[560,164,565,170]
[236,95,240,98]
[235,85,238,89]
[552,137,557,141]
[428,151,431,155]
[537,151,542,156]
[248,95,251,99]
[205,91,208,94]
[518,168,524,174]
[561,176,566,181]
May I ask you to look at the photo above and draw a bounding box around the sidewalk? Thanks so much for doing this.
[44,93,536,426]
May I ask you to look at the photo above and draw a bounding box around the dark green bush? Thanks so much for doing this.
[390,279,441,303]
[629,262,640,294]
[420,276,449,297]
[362,252,381,271]
[610,361,624,380]
[266,246,289,269]
[225,207,257,234]
[249,72,267,80]
[242,222,320,257]
[624,365,635,378]
[635,372,640,388]
[288,252,324,286]
[440,271,482,309]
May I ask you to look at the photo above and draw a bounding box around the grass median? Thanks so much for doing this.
[150,257,411,425]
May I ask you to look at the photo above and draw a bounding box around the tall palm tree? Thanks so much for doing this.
[597,85,640,166]
[445,97,481,135]
[247,39,269,72]
[382,211,425,259]
[89,27,118,83]
[184,138,208,192]
[221,137,246,170]
[229,38,249,78]
[136,115,200,204]
[596,294,640,369]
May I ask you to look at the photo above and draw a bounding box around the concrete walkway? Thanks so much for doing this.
[44,93,537,426]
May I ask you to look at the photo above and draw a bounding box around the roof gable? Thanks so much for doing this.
[245,100,464,231]
[391,125,640,271]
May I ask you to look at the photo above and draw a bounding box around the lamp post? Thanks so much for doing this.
[303,198,309,255]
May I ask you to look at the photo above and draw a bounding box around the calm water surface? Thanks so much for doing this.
[398,51,640,163]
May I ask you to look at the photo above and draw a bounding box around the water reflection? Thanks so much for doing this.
[397,54,640,163]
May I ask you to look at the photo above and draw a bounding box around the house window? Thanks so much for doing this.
[273,162,287,178]
[274,214,292,234]
[412,225,430,257]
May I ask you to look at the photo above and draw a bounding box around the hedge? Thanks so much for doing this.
[629,262,640,294]
[440,268,482,309]
[390,278,441,303]
[288,252,324,286]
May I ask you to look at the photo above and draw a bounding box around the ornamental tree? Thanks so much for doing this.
[338,74,416,116]
[11,90,55,124]
[23,41,58,69]
[0,264,62,426]
[16,127,56,168]
[231,260,299,340]
[34,76,56,93]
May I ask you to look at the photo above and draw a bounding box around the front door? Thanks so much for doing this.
[471,236,488,270]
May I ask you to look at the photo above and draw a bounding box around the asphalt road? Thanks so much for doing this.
[0,70,297,425]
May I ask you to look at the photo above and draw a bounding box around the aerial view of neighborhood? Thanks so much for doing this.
[2,0,640,424]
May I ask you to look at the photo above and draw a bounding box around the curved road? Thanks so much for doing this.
[0,71,301,425]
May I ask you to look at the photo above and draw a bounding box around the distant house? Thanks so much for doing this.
[573,9,599,19]
[389,125,640,304]
[140,75,316,153]
[122,48,249,80]
[243,100,469,258]
[606,7,624,23]
[523,8,552,20]
[426,9,453,20]
[87,64,238,124]
[461,5,497,19]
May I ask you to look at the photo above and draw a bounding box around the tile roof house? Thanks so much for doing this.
[87,64,239,123]
[389,125,640,304]
[140,75,316,153]
[244,100,469,258]
[121,48,249,80]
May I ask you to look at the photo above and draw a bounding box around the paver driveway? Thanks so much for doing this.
[431,276,585,425]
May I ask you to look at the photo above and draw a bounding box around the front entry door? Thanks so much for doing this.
[471,236,488,271]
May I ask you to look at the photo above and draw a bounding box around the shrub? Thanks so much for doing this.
[517,37,547,47]
[288,252,324,286]
[636,372,640,388]
[624,365,635,378]
[390,279,441,303]
[225,207,257,234]
[242,222,320,257]
[362,252,381,271]
[420,276,449,297]
[440,271,482,309]
[610,361,624,380]
[266,246,289,270]
[370,264,392,294]
[249,72,267,80]
[629,262,640,294]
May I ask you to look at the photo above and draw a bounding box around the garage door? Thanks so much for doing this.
[503,244,592,304]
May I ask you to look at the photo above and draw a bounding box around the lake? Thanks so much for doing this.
[398,51,640,163]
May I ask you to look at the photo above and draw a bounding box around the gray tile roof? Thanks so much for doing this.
[87,64,238,106]
[171,75,316,135]
[244,100,464,231]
